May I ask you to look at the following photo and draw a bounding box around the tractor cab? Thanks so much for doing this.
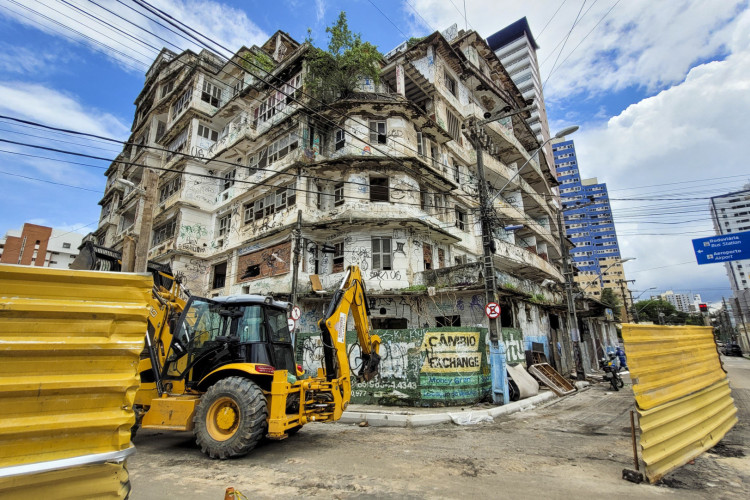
[162,294,296,389]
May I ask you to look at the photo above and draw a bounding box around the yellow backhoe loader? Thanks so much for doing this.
[72,243,380,459]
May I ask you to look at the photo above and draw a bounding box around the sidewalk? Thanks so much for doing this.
[339,381,590,427]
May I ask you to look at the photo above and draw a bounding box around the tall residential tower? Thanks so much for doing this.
[552,138,629,305]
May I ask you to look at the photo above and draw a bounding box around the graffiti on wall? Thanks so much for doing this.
[296,327,490,406]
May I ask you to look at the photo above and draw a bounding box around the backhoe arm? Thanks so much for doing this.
[318,266,381,382]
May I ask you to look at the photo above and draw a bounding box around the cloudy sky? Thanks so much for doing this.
[0,0,748,305]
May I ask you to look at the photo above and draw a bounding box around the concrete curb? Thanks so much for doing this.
[340,381,589,428]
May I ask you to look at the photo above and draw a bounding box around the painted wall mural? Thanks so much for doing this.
[296,327,491,406]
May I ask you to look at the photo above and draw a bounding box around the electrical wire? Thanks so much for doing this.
[0,169,101,192]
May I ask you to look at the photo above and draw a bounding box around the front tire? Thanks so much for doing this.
[194,377,268,459]
[618,376,625,389]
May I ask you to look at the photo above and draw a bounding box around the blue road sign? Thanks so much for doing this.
[692,230,750,264]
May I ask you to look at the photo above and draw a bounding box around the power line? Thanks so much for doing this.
[0,169,101,192]
[542,0,589,91]
[544,0,622,84]
[538,0,570,37]
[366,0,409,39]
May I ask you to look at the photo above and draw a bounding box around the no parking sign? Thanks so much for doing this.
[485,302,501,319]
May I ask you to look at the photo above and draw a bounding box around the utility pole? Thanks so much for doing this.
[469,122,505,405]
[134,169,158,273]
[618,279,635,323]
[628,288,637,323]
[556,207,585,379]
[290,210,302,306]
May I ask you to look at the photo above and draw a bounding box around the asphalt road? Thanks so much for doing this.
[129,356,749,499]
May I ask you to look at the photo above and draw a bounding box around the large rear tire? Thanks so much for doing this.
[194,377,268,459]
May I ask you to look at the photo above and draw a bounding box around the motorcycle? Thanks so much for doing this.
[601,357,624,391]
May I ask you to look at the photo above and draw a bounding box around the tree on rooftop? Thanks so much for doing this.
[305,11,382,103]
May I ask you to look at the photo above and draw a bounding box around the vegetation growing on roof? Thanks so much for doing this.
[406,36,425,48]
[304,11,382,103]
[240,50,275,74]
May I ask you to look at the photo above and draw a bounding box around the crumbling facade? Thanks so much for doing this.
[92,28,582,380]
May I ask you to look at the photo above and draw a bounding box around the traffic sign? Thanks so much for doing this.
[287,318,296,332]
[485,302,501,319]
[290,306,301,321]
[692,230,750,265]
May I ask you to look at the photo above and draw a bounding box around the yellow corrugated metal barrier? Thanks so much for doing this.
[622,324,738,483]
[0,264,151,498]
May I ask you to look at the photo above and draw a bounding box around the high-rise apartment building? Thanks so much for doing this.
[487,17,554,175]
[709,183,750,333]
[657,290,702,313]
[0,223,83,269]
[552,138,628,303]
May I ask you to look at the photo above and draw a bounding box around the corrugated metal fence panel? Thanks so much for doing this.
[621,324,725,410]
[0,264,151,469]
[0,462,130,500]
[638,379,738,483]
[622,324,739,483]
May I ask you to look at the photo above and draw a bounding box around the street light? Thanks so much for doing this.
[116,177,146,195]
[489,125,579,205]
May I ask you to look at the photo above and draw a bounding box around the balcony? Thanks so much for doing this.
[492,239,563,282]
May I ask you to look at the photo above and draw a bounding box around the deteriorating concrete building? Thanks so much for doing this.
[91,28,614,388]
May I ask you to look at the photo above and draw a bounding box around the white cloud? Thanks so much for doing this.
[404,0,746,100]
[0,0,268,73]
[566,9,750,300]
[0,81,129,138]
[0,45,73,75]
[315,0,326,23]
[0,81,126,186]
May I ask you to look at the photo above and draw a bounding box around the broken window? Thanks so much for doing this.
[452,158,460,182]
[436,315,460,327]
[218,214,231,236]
[246,184,297,223]
[212,262,227,289]
[370,177,389,202]
[152,219,176,246]
[423,243,433,270]
[201,80,222,107]
[223,169,236,191]
[454,254,467,266]
[159,176,181,203]
[455,206,467,231]
[369,120,387,145]
[333,241,344,273]
[372,318,408,329]
[437,248,445,268]
[198,123,219,142]
[335,128,345,150]
[334,182,345,207]
[267,132,299,164]
[155,120,167,142]
[446,109,460,140]
[166,127,189,161]
[371,237,392,270]
[249,147,268,173]
[171,86,193,119]
[444,70,457,96]
[160,78,174,98]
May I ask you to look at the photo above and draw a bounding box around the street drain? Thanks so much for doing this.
[708,443,745,458]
